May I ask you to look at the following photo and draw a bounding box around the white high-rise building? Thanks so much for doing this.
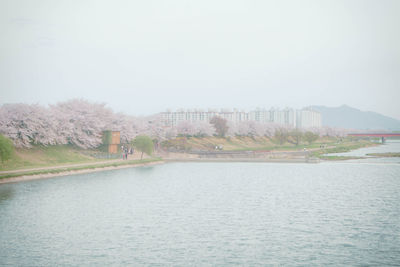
[233,109,249,123]
[296,108,321,128]
[161,108,249,126]
[283,108,296,128]
[249,108,270,123]
[161,107,321,128]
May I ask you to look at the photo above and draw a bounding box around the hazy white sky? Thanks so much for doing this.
[1,0,399,119]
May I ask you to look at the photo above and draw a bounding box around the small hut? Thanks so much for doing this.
[102,130,120,153]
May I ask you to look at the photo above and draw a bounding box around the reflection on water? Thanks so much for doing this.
[0,186,14,204]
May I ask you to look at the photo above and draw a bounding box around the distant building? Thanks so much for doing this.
[249,108,270,123]
[233,109,249,123]
[283,108,297,127]
[161,107,321,129]
[161,108,249,126]
[296,108,321,128]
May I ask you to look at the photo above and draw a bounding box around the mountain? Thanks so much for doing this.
[310,105,400,131]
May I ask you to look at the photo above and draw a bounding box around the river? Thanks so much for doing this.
[327,140,400,163]
[0,142,399,266]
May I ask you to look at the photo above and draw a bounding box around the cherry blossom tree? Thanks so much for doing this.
[0,103,59,147]
[0,99,119,148]
[144,114,170,141]
[193,122,215,137]
[50,99,115,148]
[235,121,251,136]
[176,121,196,136]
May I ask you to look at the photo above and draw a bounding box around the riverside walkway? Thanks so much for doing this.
[0,154,146,176]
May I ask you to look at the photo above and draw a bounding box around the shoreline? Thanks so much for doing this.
[0,160,164,185]
[0,140,379,184]
[2,154,398,185]
[0,157,322,185]
[0,140,391,185]
[164,157,321,163]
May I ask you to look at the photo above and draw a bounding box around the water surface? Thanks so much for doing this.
[327,140,400,163]
[1,161,399,265]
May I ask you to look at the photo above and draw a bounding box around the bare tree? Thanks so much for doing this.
[210,116,229,137]
[288,129,303,145]
[274,128,288,145]
[304,131,319,144]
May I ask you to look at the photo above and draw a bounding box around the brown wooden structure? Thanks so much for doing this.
[102,131,120,154]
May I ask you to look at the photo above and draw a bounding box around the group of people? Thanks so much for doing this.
[121,145,134,160]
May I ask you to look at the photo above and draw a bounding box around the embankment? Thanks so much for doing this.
[0,159,164,184]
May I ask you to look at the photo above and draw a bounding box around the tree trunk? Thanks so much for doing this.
[141,151,143,160]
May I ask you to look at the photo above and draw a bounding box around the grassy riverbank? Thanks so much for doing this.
[310,140,376,160]
[0,137,376,180]
[366,152,400,157]
[0,158,163,180]
[161,136,377,162]
[162,136,376,153]
[0,145,106,171]
[162,135,341,152]
[0,144,162,180]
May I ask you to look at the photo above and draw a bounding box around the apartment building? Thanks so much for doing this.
[296,108,322,128]
[161,107,321,128]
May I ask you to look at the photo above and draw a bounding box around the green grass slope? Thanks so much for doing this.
[0,145,103,171]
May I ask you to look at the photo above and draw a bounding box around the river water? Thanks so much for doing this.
[1,143,399,266]
[327,140,400,164]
